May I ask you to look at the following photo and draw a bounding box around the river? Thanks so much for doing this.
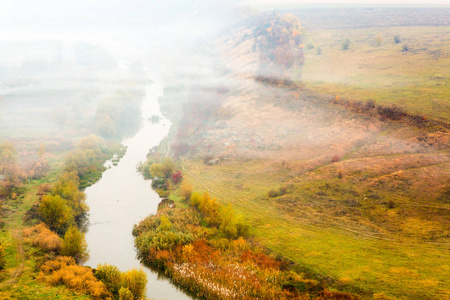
[83,82,193,300]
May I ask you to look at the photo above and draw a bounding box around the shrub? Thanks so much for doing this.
[37,183,52,196]
[61,227,89,264]
[39,256,110,299]
[268,186,290,198]
[365,99,376,110]
[341,38,350,50]
[331,155,340,163]
[171,170,183,184]
[180,182,193,201]
[402,43,409,52]
[198,192,221,227]
[268,189,279,197]
[376,33,383,46]
[219,205,249,239]
[149,163,163,178]
[23,223,62,252]
[394,35,401,44]
[377,105,405,120]
[122,268,147,300]
[190,192,202,206]
[160,157,176,178]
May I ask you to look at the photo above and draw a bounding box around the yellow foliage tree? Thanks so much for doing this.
[38,194,74,233]
[122,268,147,300]
[61,226,89,264]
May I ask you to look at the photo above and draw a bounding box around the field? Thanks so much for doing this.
[164,7,450,299]
[301,26,450,123]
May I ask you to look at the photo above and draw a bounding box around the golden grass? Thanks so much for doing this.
[302,26,450,123]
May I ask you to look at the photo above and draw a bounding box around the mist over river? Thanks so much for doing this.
[83,82,193,300]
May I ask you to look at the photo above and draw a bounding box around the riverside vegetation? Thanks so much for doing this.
[0,79,150,299]
[135,156,360,299]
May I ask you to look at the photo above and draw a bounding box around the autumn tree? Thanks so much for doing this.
[38,194,74,234]
[198,192,221,227]
[95,263,123,297]
[122,268,147,300]
[61,226,89,263]
[52,171,88,222]
[160,157,176,178]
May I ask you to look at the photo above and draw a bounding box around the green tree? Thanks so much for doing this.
[38,195,74,233]
[122,268,147,300]
[198,192,221,227]
[95,263,123,297]
[61,226,89,263]
[52,172,88,221]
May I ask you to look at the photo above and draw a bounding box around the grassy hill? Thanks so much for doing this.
[161,7,450,299]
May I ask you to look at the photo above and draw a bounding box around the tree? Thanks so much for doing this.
[122,268,147,300]
[38,195,74,234]
[0,142,20,182]
[341,38,350,50]
[198,192,221,227]
[95,263,123,297]
[394,35,401,44]
[61,226,89,263]
[376,33,383,47]
[149,163,163,178]
[160,157,175,178]
[52,172,88,221]
[402,43,409,52]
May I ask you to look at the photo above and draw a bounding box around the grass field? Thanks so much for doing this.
[178,155,450,299]
[302,26,450,123]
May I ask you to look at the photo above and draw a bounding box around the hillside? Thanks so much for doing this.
[160,8,450,300]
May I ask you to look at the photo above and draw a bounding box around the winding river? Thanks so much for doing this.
[84,82,193,300]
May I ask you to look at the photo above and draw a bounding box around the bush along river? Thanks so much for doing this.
[84,81,193,300]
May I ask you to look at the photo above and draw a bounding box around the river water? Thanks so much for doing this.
[84,82,192,300]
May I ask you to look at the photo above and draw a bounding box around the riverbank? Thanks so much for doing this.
[133,161,360,299]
